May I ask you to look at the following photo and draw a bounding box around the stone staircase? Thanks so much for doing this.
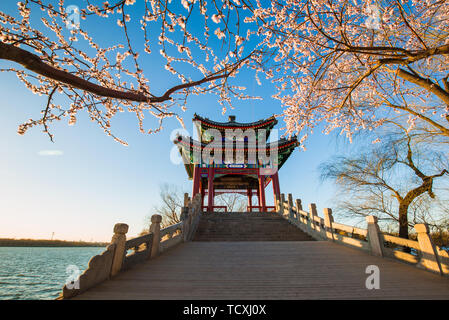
[193,212,315,241]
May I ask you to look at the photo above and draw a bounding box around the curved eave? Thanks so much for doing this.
[276,140,298,170]
[193,113,278,130]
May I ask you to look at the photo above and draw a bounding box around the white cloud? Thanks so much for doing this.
[38,150,64,156]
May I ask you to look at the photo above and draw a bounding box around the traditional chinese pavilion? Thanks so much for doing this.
[174,114,299,212]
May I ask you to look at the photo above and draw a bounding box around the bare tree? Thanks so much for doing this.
[152,184,185,228]
[143,184,249,232]
[320,128,449,240]
[214,193,247,212]
[141,184,185,234]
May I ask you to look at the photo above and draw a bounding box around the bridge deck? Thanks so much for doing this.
[74,241,449,299]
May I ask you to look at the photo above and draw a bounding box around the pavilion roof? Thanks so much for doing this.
[193,113,278,133]
[174,135,299,179]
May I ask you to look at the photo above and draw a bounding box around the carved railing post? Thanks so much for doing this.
[150,214,162,258]
[308,203,318,231]
[110,223,129,277]
[287,193,294,220]
[180,206,189,221]
[279,193,285,217]
[275,194,281,212]
[184,193,190,207]
[186,193,202,241]
[323,208,334,241]
[295,199,303,211]
[180,206,189,242]
[182,203,193,242]
[415,224,443,275]
[366,216,384,257]
[186,202,196,240]
[179,207,189,242]
[295,199,302,221]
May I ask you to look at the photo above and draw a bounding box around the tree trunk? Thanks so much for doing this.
[398,202,411,253]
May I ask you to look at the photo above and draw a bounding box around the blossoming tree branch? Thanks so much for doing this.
[247,0,449,144]
[0,0,256,144]
[0,0,448,145]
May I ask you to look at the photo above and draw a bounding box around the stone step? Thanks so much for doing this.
[194,237,314,241]
[193,212,314,242]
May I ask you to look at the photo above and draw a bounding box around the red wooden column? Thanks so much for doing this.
[256,185,261,211]
[247,189,252,212]
[207,165,215,212]
[192,165,200,198]
[200,180,205,211]
[258,174,266,212]
[276,172,281,195]
[272,171,280,202]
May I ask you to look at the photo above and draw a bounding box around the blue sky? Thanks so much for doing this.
[0,1,349,242]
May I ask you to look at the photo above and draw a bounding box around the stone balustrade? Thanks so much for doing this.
[276,193,449,277]
[60,193,203,299]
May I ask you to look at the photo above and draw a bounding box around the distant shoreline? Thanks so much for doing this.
[0,238,108,247]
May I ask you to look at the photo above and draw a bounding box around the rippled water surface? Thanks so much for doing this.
[0,247,104,300]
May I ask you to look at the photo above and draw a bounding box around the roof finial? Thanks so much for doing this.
[228,115,236,122]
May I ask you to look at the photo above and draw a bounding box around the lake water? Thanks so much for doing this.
[0,247,105,300]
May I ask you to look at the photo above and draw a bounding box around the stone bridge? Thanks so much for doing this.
[59,193,449,300]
